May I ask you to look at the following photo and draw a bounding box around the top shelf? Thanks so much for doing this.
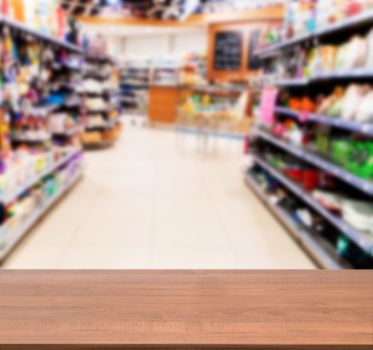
[256,9,373,58]
[0,15,83,54]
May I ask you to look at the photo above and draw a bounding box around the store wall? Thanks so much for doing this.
[81,23,207,59]
[124,35,171,57]
[170,31,207,55]
[107,36,126,57]
[122,30,207,58]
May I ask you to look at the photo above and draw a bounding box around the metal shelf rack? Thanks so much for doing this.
[0,169,83,262]
[253,127,373,196]
[255,10,373,58]
[275,107,373,136]
[0,15,82,53]
[245,172,350,269]
[251,154,373,257]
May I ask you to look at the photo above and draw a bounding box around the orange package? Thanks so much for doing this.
[320,46,337,72]
[301,97,316,112]
[11,0,25,22]
[289,97,302,111]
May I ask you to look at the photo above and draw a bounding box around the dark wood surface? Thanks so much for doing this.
[0,270,372,349]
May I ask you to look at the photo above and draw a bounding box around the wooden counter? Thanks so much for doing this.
[0,270,372,349]
[149,86,180,124]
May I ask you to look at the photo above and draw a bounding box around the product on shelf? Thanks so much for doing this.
[342,199,373,232]
[1,0,68,39]
[0,146,80,205]
[120,58,151,113]
[313,189,373,234]
[257,0,373,49]
[248,164,373,268]
[250,5,373,269]
[258,112,373,180]
[0,151,83,252]
[121,58,151,93]
[48,112,80,135]
[2,21,84,148]
[81,131,102,144]
[262,20,373,81]
[278,84,373,123]
[120,52,207,114]
[257,23,282,50]
[0,12,84,261]
[87,114,107,129]
[151,56,181,86]
[86,98,108,111]
[80,35,122,148]
[79,79,105,95]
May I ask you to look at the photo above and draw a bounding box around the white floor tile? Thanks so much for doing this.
[3,125,315,269]
[151,225,239,269]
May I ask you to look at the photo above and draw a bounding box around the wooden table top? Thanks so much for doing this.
[0,270,372,349]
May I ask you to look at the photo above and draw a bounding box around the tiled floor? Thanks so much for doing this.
[4,120,315,269]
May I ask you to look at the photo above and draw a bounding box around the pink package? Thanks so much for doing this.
[259,88,278,127]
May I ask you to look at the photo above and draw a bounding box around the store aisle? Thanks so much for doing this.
[4,122,314,269]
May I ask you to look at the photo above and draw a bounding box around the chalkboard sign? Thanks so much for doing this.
[248,29,261,70]
[214,31,243,71]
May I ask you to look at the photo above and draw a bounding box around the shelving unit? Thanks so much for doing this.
[11,134,52,143]
[0,167,83,262]
[249,7,373,269]
[274,69,373,86]
[2,13,85,144]
[0,150,81,205]
[275,107,373,136]
[252,127,373,196]
[151,57,181,86]
[26,104,62,117]
[0,14,85,262]
[0,15,82,53]
[52,126,84,138]
[245,172,350,269]
[256,32,312,58]
[120,62,150,114]
[81,53,122,148]
[311,69,373,80]
[275,78,309,87]
[255,9,373,58]
[250,153,373,256]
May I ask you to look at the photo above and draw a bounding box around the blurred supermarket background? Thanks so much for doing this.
[0,0,373,269]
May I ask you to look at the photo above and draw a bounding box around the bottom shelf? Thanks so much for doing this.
[83,139,115,150]
[244,172,350,269]
[82,122,122,149]
[0,170,83,262]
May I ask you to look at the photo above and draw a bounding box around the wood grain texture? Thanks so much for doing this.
[0,270,371,349]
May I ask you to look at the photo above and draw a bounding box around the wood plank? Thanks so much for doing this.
[0,270,371,349]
